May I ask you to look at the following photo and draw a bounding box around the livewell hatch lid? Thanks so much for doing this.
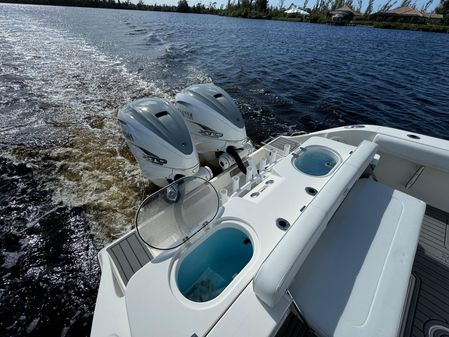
[135,176,220,250]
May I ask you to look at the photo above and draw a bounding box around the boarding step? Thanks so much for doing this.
[107,231,153,286]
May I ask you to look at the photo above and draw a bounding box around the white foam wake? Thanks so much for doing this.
[0,5,177,244]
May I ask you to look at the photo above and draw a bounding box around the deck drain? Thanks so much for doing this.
[424,320,449,337]
[276,218,290,231]
[407,134,421,140]
[305,187,318,196]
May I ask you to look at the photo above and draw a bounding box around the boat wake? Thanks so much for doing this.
[1,6,169,243]
[0,5,210,336]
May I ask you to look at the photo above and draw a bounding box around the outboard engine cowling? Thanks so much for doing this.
[175,84,251,158]
[118,98,200,187]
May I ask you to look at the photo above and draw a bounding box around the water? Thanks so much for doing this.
[177,227,253,303]
[0,3,448,336]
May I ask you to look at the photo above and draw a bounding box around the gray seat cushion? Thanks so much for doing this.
[374,134,449,173]
[289,179,425,337]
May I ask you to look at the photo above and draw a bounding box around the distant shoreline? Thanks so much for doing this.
[272,17,449,33]
[1,0,448,34]
[0,0,216,14]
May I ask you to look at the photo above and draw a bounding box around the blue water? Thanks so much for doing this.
[30,6,449,141]
[0,3,448,336]
[177,227,253,302]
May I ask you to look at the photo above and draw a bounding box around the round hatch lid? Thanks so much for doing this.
[136,176,220,250]
[292,146,340,176]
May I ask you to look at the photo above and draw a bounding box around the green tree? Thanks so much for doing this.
[421,0,433,11]
[256,0,268,12]
[436,0,449,13]
[365,0,374,14]
[332,0,344,10]
[177,0,190,12]
[379,0,397,11]
[436,0,449,23]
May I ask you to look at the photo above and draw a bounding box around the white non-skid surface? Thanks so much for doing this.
[124,137,355,337]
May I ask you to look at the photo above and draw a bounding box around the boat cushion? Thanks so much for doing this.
[253,140,378,308]
[289,178,425,337]
[374,134,449,173]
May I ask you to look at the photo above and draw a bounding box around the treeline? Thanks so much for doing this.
[224,0,448,23]
[437,0,449,15]
[224,0,269,17]
[271,0,449,24]
[0,0,220,14]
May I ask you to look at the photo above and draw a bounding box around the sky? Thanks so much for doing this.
[143,0,441,12]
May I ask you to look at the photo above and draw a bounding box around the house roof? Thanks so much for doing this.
[423,12,444,19]
[385,6,423,16]
[332,5,361,16]
[376,6,444,19]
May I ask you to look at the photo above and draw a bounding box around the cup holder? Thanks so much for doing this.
[276,218,290,231]
[305,187,318,196]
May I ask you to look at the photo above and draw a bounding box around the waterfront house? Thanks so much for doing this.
[423,12,444,24]
[284,5,310,16]
[329,5,361,24]
[372,6,443,24]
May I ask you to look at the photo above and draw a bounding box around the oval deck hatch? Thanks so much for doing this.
[292,146,340,176]
[177,227,253,302]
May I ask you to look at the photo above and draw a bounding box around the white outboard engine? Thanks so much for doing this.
[175,84,253,173]
[118,98,212,187]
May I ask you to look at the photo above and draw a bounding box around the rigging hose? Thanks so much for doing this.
[226,146,247,174]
